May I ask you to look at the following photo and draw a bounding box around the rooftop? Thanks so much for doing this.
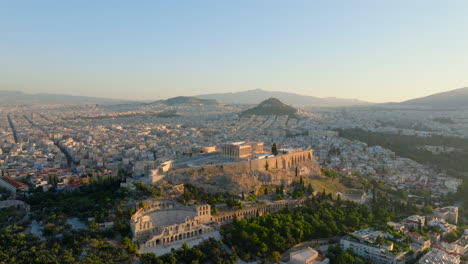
[290,247,319,261]
[418,248,460,264]
[1,176,28,189]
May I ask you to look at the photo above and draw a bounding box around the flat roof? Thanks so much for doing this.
[290,247,318,261]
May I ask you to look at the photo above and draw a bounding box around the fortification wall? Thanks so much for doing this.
[175,149,315,175]
[166,149,321,194]
[224,149,314,172]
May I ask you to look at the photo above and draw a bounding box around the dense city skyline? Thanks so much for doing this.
[2,1,468,102]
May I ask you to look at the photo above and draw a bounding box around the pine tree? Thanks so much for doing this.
[372,186,376,205]
[307,184,314,195]
[271,143,278,156]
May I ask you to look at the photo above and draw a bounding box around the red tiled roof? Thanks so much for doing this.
[68,181,81,187]
[1,176,28,189]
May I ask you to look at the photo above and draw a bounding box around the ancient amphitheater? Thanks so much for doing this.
[131,200,214,250]
[131,198,304,252]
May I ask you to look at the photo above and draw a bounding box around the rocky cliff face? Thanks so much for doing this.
[166,150,321,194]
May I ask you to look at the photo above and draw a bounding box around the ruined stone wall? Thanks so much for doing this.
[213,199,305,225]
[176,149,316,174]
[166,149,321,194]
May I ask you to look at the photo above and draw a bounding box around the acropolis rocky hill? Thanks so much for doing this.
[166,149,321,194]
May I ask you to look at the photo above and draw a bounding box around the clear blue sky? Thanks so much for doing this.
[1,0,467,102]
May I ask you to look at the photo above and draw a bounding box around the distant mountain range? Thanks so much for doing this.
[396,87,468,108]
[197,89,372,107]
[2,87,468,108]
[241,98,298,117]
[158,96,218,106]
[0,91,127,105]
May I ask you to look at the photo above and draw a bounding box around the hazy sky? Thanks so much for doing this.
[1,1,468,102]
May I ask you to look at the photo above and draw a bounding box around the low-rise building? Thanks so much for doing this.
[407,232,431,249]
[417,248,460,264]
[402,215,425,229]
[427,218,457,238]
[0,176,29,194]
[433,206,458,225]
[289,247,329,264]
[340,229,410,264]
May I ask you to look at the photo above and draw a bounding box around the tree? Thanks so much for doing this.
[0,186,11,200]
[399,189,408,200]
[182,242,189,258]
[247,194,257,202]
[49,174,59,189]
[445,231,459,243]
[372,186,376,204]
[134,181,146,191]
[88,221,100,232]
[422,205,434,214]
[138,201,146,209]
[122,237,138,255]
[271,143,278,156]
[222,198,374,262]
[270,251,281,263]
[336,252,355,264]
[375,235,384,245]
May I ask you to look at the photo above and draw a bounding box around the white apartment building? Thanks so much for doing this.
[418,248,460,264]
[340,235,409,264]
[433,206,458,225]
